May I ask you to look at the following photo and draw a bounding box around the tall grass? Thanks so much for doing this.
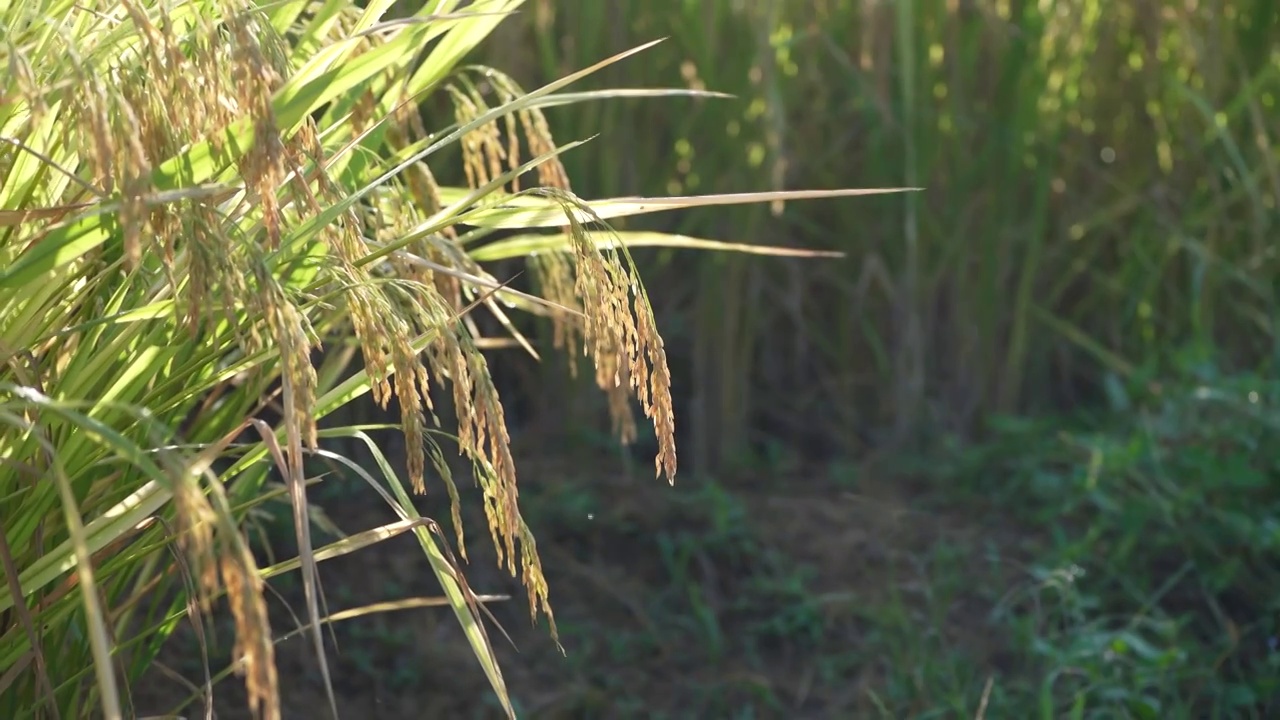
[0,0,908,717]
[497,0,1280,468]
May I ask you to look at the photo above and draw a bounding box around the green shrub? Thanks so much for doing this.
[946,369,1280,717]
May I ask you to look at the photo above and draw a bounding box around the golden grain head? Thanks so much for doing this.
[219,547,278,720]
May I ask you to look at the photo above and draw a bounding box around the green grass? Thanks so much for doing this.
[502,367,1279,718]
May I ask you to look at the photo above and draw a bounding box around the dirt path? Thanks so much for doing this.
[135,450,1032,719]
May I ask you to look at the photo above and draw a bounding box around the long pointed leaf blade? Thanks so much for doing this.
[453,188,921,228]
[468,230,846,262]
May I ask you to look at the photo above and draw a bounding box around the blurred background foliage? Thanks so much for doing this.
[481,0,1280,474]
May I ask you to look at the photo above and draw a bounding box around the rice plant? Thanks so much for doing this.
[0,1,910,717]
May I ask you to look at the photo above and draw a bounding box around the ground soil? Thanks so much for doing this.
[132,437,1025,720]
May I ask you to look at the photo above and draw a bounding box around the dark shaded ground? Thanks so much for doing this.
[134,435,1040,719]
